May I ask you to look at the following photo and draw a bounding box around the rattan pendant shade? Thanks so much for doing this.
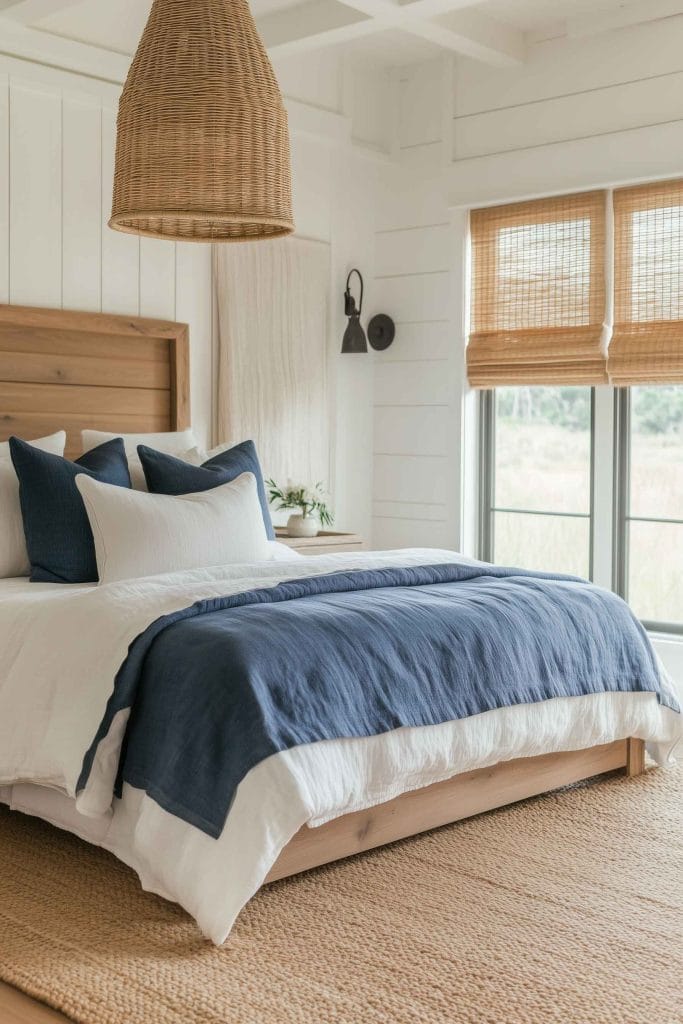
[109,0,294,243]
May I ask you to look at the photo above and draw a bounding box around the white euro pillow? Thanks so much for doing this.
[76,471,272,584]
[81,428,197,490]
[0,430,66,578]
[181,441,236,466]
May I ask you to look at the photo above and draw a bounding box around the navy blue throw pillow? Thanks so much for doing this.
[138,440,275,540]
[9,436,131,584]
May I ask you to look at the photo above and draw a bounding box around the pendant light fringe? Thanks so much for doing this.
[110,0,294,243]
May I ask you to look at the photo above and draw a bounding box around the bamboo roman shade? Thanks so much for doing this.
[609,179,683,386]
[468,191,608,387]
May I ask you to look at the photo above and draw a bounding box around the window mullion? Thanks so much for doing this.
[612,388,630,598]
[591,385,615,589]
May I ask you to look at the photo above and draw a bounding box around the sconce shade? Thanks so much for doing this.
[109,0,295,243]
[342,316,368,353]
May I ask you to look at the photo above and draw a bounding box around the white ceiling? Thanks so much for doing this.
[2,0,682,67]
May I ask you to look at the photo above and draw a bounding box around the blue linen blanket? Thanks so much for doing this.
[78,563,679,839]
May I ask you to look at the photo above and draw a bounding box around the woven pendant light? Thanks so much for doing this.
[109,0,294,243]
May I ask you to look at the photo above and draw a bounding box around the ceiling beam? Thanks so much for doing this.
[263,0,523,65]
[259,0,381,58]
[1,0,522,70]
[0,15,129,81]
[427,6,525,64]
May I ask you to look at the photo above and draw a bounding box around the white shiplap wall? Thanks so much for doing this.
[371,60,465,551]
[450,15,683,205]
[0,57,214,446]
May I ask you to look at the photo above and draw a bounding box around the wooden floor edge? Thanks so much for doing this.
[267,738,645,882]
[0,980,71,1024]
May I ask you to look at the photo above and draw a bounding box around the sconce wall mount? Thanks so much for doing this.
[342,268,395,354]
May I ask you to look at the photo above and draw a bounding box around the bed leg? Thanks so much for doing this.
[625,738,645,777]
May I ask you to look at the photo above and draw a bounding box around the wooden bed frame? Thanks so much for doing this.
[0,301,647,886]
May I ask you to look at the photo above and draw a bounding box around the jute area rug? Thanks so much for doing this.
[0,764,681,1024]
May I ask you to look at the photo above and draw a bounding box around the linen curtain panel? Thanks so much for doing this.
[609,179,683,386]
[468,191,608,387]
[214,237,331,489]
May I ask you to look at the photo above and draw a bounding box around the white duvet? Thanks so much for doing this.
[0,548,680,944]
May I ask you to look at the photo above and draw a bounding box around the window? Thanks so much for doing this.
[473,183,683,633]
[616,386,683,630]
[480,386,593,578]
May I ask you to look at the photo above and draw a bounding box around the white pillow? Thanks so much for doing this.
[81,429,197,491]
[0,431,66,578]
[76,471,272,584]
[181,441,236,467]
[0,430,65,460]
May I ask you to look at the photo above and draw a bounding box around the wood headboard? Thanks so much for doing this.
[0,305,190,459]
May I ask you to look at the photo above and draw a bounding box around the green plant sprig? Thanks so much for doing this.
[266,480,334,528]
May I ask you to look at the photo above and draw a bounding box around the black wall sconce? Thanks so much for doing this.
[342,268,395,354]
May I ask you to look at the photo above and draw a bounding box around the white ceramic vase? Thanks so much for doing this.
[287,513,319,538]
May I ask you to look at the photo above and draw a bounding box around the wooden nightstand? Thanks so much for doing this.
[275,529,365,555]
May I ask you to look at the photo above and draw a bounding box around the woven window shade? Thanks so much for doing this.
[468,191,608,387]
[610,179,683,386]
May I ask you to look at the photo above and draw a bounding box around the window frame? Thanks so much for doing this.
[613,387,683,636]
[478,387,596,580]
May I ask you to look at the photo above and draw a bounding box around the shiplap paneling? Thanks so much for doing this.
[376,223,451,276]
[374,271,451,324]
[399,61,443,150]
[375,360,451,406]
[374,404,449,456]
[453,15,683,117]
[175,242,213,449]
[290,132,333,241]
[140,236,176,320]
[454,70,683,160]
[448,118,683,207]
[373,58,460,552]
[371,516,454,549]
[375,160,447,232]
[100,106,139,316]
[373,500,447,521]
[9,82,61,307]
[377,321,452,363]
[374,453,449,504]
[62,94,101,311]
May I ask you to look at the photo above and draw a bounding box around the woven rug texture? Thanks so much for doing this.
[0,763,681,1024]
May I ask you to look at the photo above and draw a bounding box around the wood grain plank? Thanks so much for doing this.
[0,381,168,418]
[626,738,646,777]
[0,351,170,390]
[0,412,171,457]
[267,740,630,882]
[0,327,170,362]
[170,327,191,430]
[0,304,187,341]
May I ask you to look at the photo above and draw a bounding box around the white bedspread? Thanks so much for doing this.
[0,549,680,944]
